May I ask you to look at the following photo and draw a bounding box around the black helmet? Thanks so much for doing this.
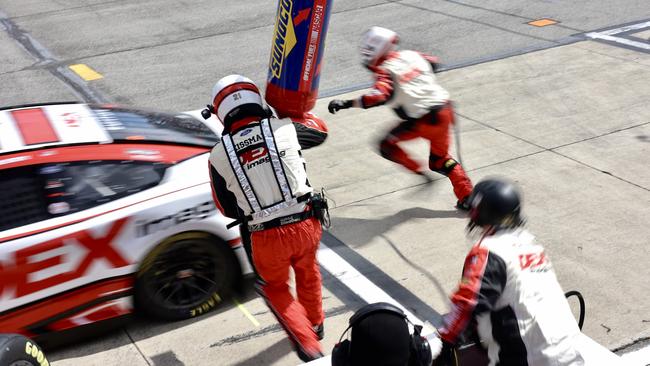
[467,178,524,232]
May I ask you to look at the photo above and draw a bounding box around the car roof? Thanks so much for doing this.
[0,102,220,155]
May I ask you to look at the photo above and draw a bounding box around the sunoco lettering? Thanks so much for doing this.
[271,0,293,78]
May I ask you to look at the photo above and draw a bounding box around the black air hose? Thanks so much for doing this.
[565,290,585,330]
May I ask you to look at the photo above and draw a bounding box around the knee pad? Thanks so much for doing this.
[379,139,398,159]
[429,157,458,176]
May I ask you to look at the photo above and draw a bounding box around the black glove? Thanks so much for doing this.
[328,99,353,114]
[433,340,456,366]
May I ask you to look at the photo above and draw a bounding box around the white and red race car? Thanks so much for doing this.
[0,102,252,343]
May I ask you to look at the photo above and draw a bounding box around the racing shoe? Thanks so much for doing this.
[313,323,324,340]
[456,197,471,211]
[296,349,324,363]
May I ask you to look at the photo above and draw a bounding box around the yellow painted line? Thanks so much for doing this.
[68,64,103,81]
[528,18,558,27]
[233,299,260,327]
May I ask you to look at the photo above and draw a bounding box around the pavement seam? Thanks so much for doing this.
[209,305,348,347]
[416,0,584,32]
[7,0,124,20]
[0,10,110,103]
[613,336,650,354]
[331,117,648,210]
[1,2,393,65]
[123,328,153,366]
[571,42,650,66]
[384,0,571,45]
[320,36,584,98]
[458,113,650,192]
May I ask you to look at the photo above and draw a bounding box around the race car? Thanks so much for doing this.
[0,102,253,344]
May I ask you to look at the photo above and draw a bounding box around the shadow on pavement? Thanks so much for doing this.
[331,206,465,248]
[380,234,450,304]
[151,350,186,366]
[45,277,258,359]
[231,338,293,366]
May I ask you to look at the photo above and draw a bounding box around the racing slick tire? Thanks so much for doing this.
[134,232,239,320]
[0,334,49,366]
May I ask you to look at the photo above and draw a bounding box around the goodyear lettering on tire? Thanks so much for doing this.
[190,292,222,317]
[25,341,50,366]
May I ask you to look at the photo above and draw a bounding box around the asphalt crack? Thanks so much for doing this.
[210,305,348,347]
[0,9,109,103]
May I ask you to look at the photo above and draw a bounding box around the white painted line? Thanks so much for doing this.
[621,344,650,366]
[598,20,650,36]
[585,32,650,50]
[316,243,436,336]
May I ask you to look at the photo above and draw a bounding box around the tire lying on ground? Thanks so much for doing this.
[0,333,49,366]
[134,232,240,320]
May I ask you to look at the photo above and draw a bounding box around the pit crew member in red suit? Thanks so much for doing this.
[328,26,473,210]
[207,75,324,362]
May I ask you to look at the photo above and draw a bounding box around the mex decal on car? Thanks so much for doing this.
[0,218,130,303]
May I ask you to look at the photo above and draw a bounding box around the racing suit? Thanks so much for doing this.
[439,228,585,366]
[359,50,473,203]
[208,115,324,360]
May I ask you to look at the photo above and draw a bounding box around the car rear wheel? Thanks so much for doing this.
[134,232,239,320]
[0,334,48,366]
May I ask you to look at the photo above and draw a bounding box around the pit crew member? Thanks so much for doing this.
[328,26,473,210]
[207,75,324,362]
[433,178,585,365]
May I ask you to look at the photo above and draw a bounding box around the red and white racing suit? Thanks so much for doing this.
[439,228,585,366]
[359,50,473,202]
[208,116,323,358]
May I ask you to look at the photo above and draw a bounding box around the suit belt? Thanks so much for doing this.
[225,193,312,229]
[247,210,314,232]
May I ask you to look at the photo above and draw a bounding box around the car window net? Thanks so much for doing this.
[92,107,219,147]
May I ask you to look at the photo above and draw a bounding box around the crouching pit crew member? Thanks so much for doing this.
[207,74,329,362]
[432,178,585,366]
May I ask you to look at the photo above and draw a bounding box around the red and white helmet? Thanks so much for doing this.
[211,74,264,124]
[360,26,398,67]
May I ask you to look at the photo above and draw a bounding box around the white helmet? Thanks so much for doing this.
[360,26,398,67]
[211,74,264,124]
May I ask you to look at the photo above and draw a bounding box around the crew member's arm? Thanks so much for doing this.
[418,52,440,73]
[438,244,507,344]
[208,161,240,219]
[327,68,394,114]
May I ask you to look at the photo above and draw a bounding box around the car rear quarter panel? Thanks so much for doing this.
[0,153,247,316]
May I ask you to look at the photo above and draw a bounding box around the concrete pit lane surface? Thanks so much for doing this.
[0,0,649,364]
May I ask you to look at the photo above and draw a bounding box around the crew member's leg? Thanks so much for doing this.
[251,225,322,361]
[420,104,473,205]
[379,119,424,173]
[291,218,324,336]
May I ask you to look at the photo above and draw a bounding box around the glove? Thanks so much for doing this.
[328,99,353,114]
